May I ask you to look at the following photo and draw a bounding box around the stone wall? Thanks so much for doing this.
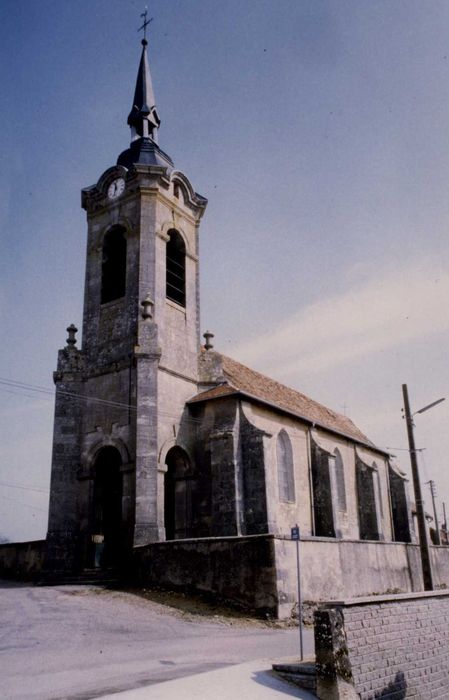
[132,534,278,615]
[314,590,449,699]
[431,544,449,583]
[134,535,449,620]
[4,532,449,629]
[132,535,449,619]
[0,540,45,580]
[274,537,449,618]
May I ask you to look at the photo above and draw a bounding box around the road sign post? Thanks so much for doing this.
[291,524,303,661]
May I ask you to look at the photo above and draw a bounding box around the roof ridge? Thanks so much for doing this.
[219,351,354,427]
[195,349,379,449]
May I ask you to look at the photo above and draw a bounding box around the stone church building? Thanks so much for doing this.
[41,36,437,617]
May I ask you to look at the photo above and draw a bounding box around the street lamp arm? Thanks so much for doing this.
[414,398,445,415]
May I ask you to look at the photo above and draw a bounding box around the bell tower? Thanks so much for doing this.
[45,33,207,573]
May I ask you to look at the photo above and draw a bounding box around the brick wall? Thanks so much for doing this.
[315,590,449,699]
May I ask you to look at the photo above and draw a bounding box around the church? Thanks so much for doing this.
[41,33,438,618]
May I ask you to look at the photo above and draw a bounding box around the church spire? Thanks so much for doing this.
[117,18,173,171]
[127,39,161,142]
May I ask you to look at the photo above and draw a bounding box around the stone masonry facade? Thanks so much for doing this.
[41,34,428,615]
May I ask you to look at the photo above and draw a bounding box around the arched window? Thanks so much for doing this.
[311,442,336,537]
[389,465,411,543]
[334,448,347,512]
[164,447,197,539]
[101,227,127,304]
[356,458,380,540]
[166,229,186,307]
[276,430,295,503]
[372,462,383,517]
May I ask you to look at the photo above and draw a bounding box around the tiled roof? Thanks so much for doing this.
[189,353,378,448]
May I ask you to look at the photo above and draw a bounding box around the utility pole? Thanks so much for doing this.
[443,502,448,545]
[291,524,303,661]
[426,480,440,545]
[402,384,434,590]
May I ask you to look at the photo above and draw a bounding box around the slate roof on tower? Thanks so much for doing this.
[189,352,385,452]
[127,39,160,136]
[117,38,173,170]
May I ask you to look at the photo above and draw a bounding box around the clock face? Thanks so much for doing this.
[107,177,125,200]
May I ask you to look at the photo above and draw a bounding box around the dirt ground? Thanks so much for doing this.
[67,584,299,628]
[78,584,318,628]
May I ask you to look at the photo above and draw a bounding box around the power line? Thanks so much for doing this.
[0,481,49,494]
[0,377,138,412]
[0,377,55,396]
[1,376,418,448]
[0,386,50,402]
[0,494,47,513]
[0,375,207,426]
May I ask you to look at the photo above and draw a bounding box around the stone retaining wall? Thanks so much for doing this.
[0,540,45,580]
[314,590,449,699]
[274,537,449,618]
[132,534,278,615]
[3,533,449,627]
[132,536,449,619]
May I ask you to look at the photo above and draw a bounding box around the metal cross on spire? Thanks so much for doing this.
[138,8,153,44]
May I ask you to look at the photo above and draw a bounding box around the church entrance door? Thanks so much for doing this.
[91,447,123,568]
[164,447,196,540]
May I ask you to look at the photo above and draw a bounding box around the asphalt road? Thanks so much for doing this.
[0,581,313,700]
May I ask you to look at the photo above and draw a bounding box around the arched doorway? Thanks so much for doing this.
[92,447,123,568]
[164,447,196,540]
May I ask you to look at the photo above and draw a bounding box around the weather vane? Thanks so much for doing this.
[138,7,153,43]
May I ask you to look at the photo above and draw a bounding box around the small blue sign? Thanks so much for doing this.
[291,525,300,541]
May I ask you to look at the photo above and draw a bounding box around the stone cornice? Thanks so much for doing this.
[171,170,208,214]
[82,164,171,214]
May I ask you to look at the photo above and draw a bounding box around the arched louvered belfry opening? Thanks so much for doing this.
[101,226,127,304]
[166,229,186,307]
[164,447,196,539]
[276,430,295,502]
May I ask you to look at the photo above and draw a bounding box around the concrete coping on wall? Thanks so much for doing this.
[321,588,449,608]
[134,534,447,547]
[275,534,420,545]
[135,533,414,548]
[276,534,449,548]
[133,533,275,549]
[134,534,449,548]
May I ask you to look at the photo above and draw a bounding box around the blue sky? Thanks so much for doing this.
[1,0,449,540]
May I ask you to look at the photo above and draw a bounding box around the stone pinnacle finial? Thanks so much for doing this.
[66,324,78,347]
[203,330,214,350]
[141,294,154,319]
